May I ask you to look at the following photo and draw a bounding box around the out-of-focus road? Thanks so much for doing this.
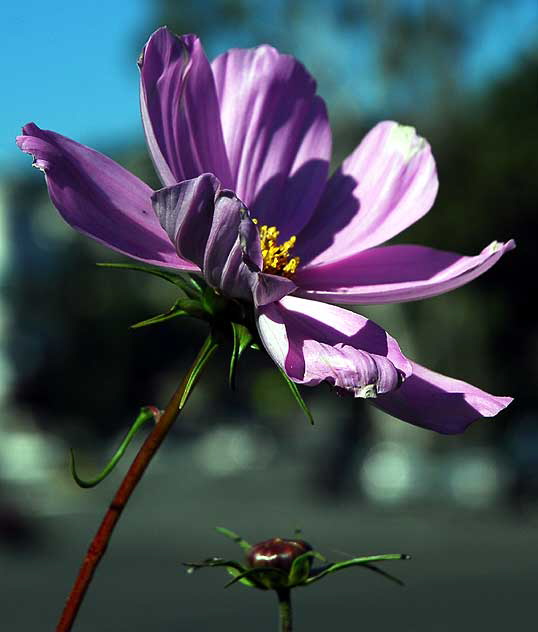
[1,450,536,631]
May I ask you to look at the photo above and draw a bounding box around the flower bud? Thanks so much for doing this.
[185,528,409,593]
[246,537,313,573]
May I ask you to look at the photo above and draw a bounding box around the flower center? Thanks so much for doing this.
[253,220,300,277]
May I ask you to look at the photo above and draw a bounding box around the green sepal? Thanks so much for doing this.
[70,406,158,488]
[178,334,219,410]
[130,298,208,329]
[288,551,326,587]
[277,368,314,425]
[224,566,287,590]
[97,262,203,298]
[185,273,206,293]
[215,526,252,551]
[130,307,187,329]
[199,285,234,318]
[306,554,410,587]
[228,322,253,389]
[224,566,261,588]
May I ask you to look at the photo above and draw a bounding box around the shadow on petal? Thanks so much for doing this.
[294,170,359,265]
[373,361,513,433]
[250,158,332,240]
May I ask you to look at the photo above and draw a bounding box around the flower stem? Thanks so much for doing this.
[56,334,218,632]
[276,588,293,632]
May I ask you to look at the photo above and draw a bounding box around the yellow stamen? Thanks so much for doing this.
[253,219,300,278]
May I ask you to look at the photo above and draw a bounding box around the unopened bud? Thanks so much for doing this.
[246,537,313,573]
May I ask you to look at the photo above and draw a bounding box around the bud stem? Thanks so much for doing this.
[276,588,293,632]
[56,334,218,632]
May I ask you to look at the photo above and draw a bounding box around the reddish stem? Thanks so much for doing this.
[56,337,217,631]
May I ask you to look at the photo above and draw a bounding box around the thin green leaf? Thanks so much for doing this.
[97,262,201,298]
[215,526,252,551]
[229,322,253,389]
[306,554,409,587]
[70,407,158,488]
[183,558,246,572]
[182,559,263,588]
[130,297,208,330]
[130,308,188,329]
[277,367,314,425]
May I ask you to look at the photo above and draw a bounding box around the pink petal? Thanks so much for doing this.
[139,27,232,187]
[16,123,194,270]
[294,240,515,304]
[296,121,438,266]
[211,45,331,239]
[257,296,411,397]
[373,361,513,434]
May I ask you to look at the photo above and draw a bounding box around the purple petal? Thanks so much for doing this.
[250,273,297,307]
[239,210,263,271]
[211,45,331,239]
[296,121,438,266]
[152,173,220,268]
[257,296,411,397]
[373,361,512,434]
[139,27,232,187]
[300,341,401,395]
[16,123,194,270]
[204,193,254,298]
[152,175,255,299]
[294,240,515,304]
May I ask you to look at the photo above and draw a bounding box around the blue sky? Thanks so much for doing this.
[2,0,536,176]
[3,0,155,174]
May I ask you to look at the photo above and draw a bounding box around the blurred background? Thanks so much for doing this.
[1,0,537,630]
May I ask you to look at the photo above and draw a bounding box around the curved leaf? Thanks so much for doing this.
[70,406,158,488]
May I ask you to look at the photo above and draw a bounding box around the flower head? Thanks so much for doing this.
[17,26,514,433]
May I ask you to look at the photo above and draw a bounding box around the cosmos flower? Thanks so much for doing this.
[17,27,513,433]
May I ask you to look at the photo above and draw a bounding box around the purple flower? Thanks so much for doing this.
[17,27,514,433]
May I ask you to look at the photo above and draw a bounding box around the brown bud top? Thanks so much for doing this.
[246,537,313,573]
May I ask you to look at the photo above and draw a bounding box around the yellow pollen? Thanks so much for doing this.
[253,219,300,277]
